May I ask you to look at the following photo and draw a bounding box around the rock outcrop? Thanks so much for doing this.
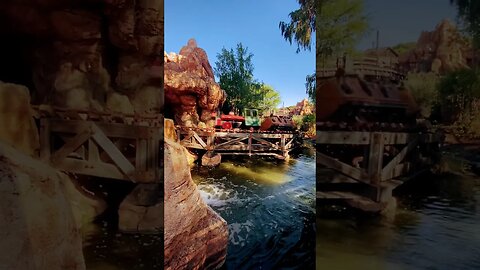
[292,98,314,116]
[164,39,226,127]
[0,0,163,114]
[0,141,85,270]
[164,138,228,270]
[399,19,472,74]
[0,81,39,156]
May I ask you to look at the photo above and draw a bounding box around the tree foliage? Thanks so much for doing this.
[279,0,316,53]
[404,72,440,118]
[214,43,281,114]
[316,0,368,61]
[438,68,480,113]
[451,0,480,49]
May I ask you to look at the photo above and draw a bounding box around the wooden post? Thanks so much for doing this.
[368,132,384,201]
[39,118,51,161]
[248,131,252,156]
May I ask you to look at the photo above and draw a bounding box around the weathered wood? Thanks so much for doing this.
[192,132,207,149]
[136,139,147,171]
[91,124,136,181]
[381,137,419,180]
[88,139,100,162]
[51,123,92,164]
[317,131,371,145]
[252,136,279,149]
[368,133,384,188]
[57,159,129,181]
[50,119,158,139]
[39,119,51,161]
[317,152,370,183]
[215,137,247,148]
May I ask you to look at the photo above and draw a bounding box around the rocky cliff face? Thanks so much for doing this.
[399,19,472,74]
[0,0,163,114]
[164,138,228,270]
[164,39,226,127]
[293,98,314,116]
[0,141,86,270]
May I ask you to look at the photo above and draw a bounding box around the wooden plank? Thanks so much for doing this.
[51,123,92,164]
[50,119,155,139]
[192,132,207,149]
[39,119,51,161]
[56,159,129,181]
[251,136,279,149]
[214,132,293,139]
[381,137,419,181]
[317,152,370,183]
[317,131,371,145]
[382,163,411,181]
[91,123,136,182]
[215,136,247,148]
[87,139,100,162]
[368,133,384,188]
[136,139,147,171]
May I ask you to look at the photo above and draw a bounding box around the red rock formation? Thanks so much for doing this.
[293,98,314,116]
[399,19,472,74]
[164,39,226,127]
[0,0,163,113]
[164,138,228,270]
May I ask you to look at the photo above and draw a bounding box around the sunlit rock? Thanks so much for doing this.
[164,139,228,270]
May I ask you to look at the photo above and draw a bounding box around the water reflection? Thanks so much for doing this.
[317,147,480,270]
[193,147,316,269]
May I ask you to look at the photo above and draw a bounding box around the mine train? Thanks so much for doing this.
[214,108,296,132]
[316,72,423,132]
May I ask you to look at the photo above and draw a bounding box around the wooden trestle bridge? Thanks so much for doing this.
[316,130,442,212]
[33,106,163,206]
[175,126,300,161]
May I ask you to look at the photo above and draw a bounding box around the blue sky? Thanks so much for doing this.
[165,1,459,107]
[358,0,458,50]
[165,0,315,107]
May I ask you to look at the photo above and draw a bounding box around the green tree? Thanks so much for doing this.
[318,0,368,62]
[451,0,480,49]
[214,43,281,114]
[404,72,440,118]
[438,69,480,115]
[279,0,316,102]
[280,0,368,102]
[256,84,281,114]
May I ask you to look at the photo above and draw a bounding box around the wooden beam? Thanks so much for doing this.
[215,136,247,148]
[381,137,419,181]
[87,139,100,162]
[368,133,384,188]
[56,159,129,181]
[91,124,136,182]
[136,139,147,171]
[192,132,207,149]
[317,152,370,183]
[251,136,279,149]
[317,131,371,145]
[39,119,51,161]
[51,123,92,165]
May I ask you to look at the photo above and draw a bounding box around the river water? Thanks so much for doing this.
[192,146,316,270]
[317,146,480,270]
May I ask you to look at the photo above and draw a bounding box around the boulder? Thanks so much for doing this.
[0,141,85,270]
[164,39,226,127]
[0,81,39,156]
[164,139,228,270]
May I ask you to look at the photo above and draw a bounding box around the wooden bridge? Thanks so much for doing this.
[175,126,300,160]
[33,106,163,207]
[316,130,442,212]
